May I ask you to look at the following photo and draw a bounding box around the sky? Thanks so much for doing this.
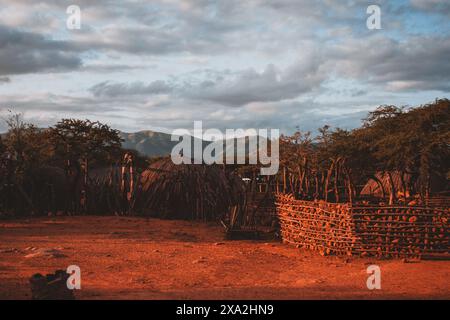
[0,0,449,135]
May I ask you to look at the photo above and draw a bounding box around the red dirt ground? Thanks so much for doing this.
[0,216,448,299]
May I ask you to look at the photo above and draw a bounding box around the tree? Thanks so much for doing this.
[0,134,4,155]
[2,112,53,176]
[279,130,313,195]
[0,112,49,215]
[49,119,123,167]
[276,99,449,204]
[48,119,124,214]
[363,99,450,201]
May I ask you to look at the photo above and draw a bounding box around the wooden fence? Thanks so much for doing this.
[276,193,449,258]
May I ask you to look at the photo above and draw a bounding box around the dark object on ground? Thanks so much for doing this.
[225,228,260,240]
[225,228,278,240]
[29,270,75,300]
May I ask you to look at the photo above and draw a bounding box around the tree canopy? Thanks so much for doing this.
[49,119,123,167]
[277,99,450,203]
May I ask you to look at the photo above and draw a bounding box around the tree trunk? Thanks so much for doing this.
[333,159,340,203]
[387,171,396,205]
[324,160,334,202]
[400,171,407,203]
[314,174,319,200]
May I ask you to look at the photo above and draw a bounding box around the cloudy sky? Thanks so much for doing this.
[0,0,449,134]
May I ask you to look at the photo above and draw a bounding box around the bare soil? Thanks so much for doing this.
[0,216,448,299]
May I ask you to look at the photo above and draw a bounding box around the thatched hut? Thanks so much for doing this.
[360,171,413,199]
[360,171,447,203]
[24,166,70,215]
[134,157,245,220]
[87,164,140,215]
[86,166,122,215]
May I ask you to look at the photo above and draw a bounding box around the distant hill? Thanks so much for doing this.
[2,129,269,160]
[1,129,178,158]
[120,130,270,160]
[119,130,177,158]
[120,130,210,158]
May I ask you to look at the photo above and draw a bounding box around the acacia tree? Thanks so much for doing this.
[276,99,449,204]
[0,112,53,215]
[0,135,4,154]
[363,105,408,203]
[48,119,123,213]
[364,99,450,202]
[279,131,314,195]
[49,119,123,167]
[2,112,53,177]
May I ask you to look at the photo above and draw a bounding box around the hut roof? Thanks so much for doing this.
[29,165,68,188]
[134,157,245,220]
[360,171,411,198]
[361,171,447,199]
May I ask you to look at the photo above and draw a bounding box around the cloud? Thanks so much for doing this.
[88,57,325,106]
[0,25,82,76]
[410,0,450,15]
[89,80,173,97]
[79,64,153,73]
[330,35,450,91]
[87,33,450,106]
[0,0,449,134]
[0,1,378,60]
[183,59,324,106]
[0,76,10,84]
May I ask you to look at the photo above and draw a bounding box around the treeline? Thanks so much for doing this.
[0,115,148,216]
[275,99,449,204]
[1,98,449,216]
[0,115,150,172]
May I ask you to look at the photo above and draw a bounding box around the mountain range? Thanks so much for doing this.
[120,130,269,160]
[119,130,179,157]
[1,129,269,159]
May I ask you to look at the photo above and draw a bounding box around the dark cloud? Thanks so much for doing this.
[0,76,10,84]
[79,64,153,73]
[183,61,324,106]
[0,1,381,60]
[410,0,450,15]
[87,34,450,106]
[88,59,325,106]
[89,80,173,97]
[330,36,450,91]
[0,25,82,76]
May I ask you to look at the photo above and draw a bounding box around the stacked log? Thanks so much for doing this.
[276,193,449,258]
[426,195,450,208]
[352,206,448,258]
[276,194,358,256]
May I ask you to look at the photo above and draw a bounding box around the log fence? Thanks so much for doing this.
[276,193,449,258]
